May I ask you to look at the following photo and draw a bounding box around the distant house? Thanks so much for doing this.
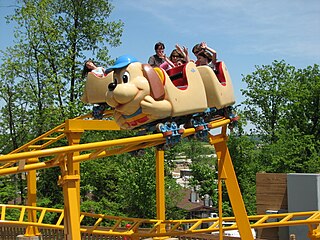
[177,188,217,220]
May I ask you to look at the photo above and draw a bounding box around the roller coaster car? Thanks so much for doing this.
[81,55,235,130]
[81,72,113,104]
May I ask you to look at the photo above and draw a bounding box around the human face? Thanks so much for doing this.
[86,61,97,70]
[156,47,164,57]
[192,50,200,57]
[176,60,184,66]
[197,55,208,66]
[192,45,202,57]
[171,54,180,63]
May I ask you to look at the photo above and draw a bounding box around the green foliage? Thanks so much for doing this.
[241,60,295,143]
[190,162,217,202]
[37,167,64,205]
[80,199,121,226]
[3,208,21,221]
[261,129,320,173]
[165,177,187,220]
[227,130,262,215]
[0,0,123,208]
[118,149,157,219]
[235,60,320,215]
[37,197,64,223]
[241,61,320,173]
[81,157,123,210]
[183,139,214,161]
[0,176,16,203]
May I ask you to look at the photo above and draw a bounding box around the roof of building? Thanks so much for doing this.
[177,188,216,211]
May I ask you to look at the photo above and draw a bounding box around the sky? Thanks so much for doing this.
[0,0,320,105]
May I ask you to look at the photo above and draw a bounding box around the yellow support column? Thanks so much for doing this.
[59,174,81,240]
[217,164,224,240]
[210,127,254,240]
[65,131,82,210]
[24,158,41,238]
[60,129,83,240]
[156,148,166,235]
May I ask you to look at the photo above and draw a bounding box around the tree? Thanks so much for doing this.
[282,65,320,140]
[0,0,123,205]
[112,147,186,220]
[80,156,124,219]
[241,60,295,143]
[226,62,320,215]
[0,176,17,203]
[0,0,123,139]
[117,149,157,219]
[241,61,320,173]
[227,115,264,215]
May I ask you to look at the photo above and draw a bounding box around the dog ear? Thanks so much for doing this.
[142,64,165,101]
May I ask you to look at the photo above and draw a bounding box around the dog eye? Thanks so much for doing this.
[122,72,130,83]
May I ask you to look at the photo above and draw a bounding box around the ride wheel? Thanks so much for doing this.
[178,129,185,134]
[163,131,173,137]
[195,125,205,131]
[156,123,165,132]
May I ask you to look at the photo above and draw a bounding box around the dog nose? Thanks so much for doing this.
[108,82,117,91]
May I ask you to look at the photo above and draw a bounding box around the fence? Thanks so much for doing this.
[0,225,122,240]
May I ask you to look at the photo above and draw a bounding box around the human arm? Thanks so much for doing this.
[200,42,217,63]
[175,44,190,63]
[160,61,170,70]
[148,55,156,66]
[182,46,190,62]
[163,54,175,68]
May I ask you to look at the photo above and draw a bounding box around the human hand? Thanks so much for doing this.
[159,51,165,59]
[175,44,187,58]
[182,46,190,62]
[182,46,188,55]
[200,42,207,49]
[175,44,183,53]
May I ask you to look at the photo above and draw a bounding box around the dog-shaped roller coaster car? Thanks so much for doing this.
[81,55,237,131]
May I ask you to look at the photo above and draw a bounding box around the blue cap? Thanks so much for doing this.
[106,55,139,72]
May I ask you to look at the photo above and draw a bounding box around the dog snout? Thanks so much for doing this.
[108,82,117,91]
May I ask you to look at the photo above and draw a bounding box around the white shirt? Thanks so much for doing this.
[92,67,105,77]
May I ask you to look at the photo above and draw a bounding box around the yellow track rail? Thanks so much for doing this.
[0,110,115,170]
[0,117,230,176]
[1,204,320,238]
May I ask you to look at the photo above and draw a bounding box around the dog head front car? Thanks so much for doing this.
[106,55,151,116]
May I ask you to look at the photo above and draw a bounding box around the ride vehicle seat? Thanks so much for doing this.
[214,62,227,86]
[163,61,208,117]
[166,64,188,90]
[81,72,113,104]
[196,61,235,109]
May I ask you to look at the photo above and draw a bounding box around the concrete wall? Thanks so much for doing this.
[287,173,320,239]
